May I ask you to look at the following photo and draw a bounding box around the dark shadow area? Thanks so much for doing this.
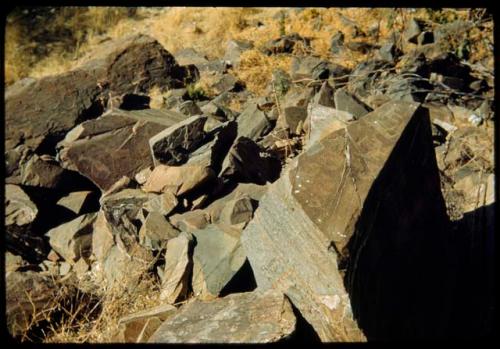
[219,258,257,297]
[284,300,322,344]
[119,93,151,110]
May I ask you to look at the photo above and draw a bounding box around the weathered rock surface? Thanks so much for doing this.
[242,100,450,341]
[234,102,273,141]
[58,108,186,191]
[191,224,247,299]
[19,154,65,188]
[56,191,95,215]
[169,210,210,232]
[139,211,180,250]
[149,115,208,166]
[148,289,296,343]
[160,232,194,303]
[5,34,190,153]
[333,88,372,119]
[46,213,97,264]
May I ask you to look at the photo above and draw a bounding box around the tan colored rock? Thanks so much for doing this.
[5,252,27,274]
[169,210,210,232]
[139,212,180,250]
[148,289,296,343]
[5,184,38,226]
[218,194,254,227]
[20,154,65,188]
[56,191,94,215]
[160,232,194,304]
[142,164,214,196]
[135,167,153,185]
[92,211,115,264]
[143,191,179,216]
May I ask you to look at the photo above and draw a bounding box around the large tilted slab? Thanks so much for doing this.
[242,101,434,341]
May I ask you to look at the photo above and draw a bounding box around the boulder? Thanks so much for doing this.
[191,224,247,299]
[5,184,47,262]
[305,103,352,148]
[58,108,186,191]
[46,213,97,264]
[242,101,451,341]
[139,211,180,250]
[149,115,207,166]
[169,210,210,232]
[176,100,202,116]
[148,289,296,343]
[5,34,190,154]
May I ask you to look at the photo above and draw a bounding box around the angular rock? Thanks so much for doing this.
[5,252,28,274]
[176,100,202,116]
[115,303,177,343]
[278,106,308,135]
[191,224,247,299]
[139,212,180,250]
[148,289,296,343]
[143,191,179,216]
[142,164,214,196]
[333,88,371,120]
[384,75,431,103]
[56,191,95,215]
[174,48,209,66]
[403,18,422,43]
[220,137,281,185]
[348,59,393,98]
[58,108,186,191]
[134,167,153,185]
[263,33,310,55]
[235,102,273,141]
[378,42,401,63]
[218,194,255,227]
[6,271,60,338]
[223,39,254,67]
[305,103,353,147]
[169,210,210,232]
[19,154,65,188]
[242,101,450,341]
[149,115,207,166]
[330,31,345,54]
[46,213,97,264]
[417,31,434,45]
[312,81,335,108]
[5,184,47,262]
[160,232,194,303]
[345,41,375,54]
[5,34,189,153]
[91,211,116,264]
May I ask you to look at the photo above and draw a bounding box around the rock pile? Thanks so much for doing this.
[5,13,494,343]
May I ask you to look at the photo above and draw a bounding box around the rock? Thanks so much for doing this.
[305,103,351,148]
[160,232,194,303]
[149,115,207,166]
[92,211,117,264]
[378,42,401,62]
[102,176,133,198]
[19,154,65,189]
[242,100,450,341]
[417,31,434,45]
[223,39,253,67]
[291,56,349,81]
[134,167,153,185]
[6,271,60,338]
[235,102,273,141]
[58,108,186,191]
[142,164,214,196]
[283,85,315,109]
[211,74,239,95]
[333,88,372,119]
[176,100,202,116]
[432,119,457,134]
[143,191,179,216]
[345,41,375,54]
[5,34,190,153]
[218,194,255,227]
[312,81,335,107]
[163,88,188,109]
[56,191,95,215]
[59,261,72,276]
[169,210,210,232]
[115,303,177,343]
[428,53,472,81]
[403,18,422,43]
[348,59,393,98]
[139,212,180,250]
[73,258,90,278]
[174,48,209,66]
[5,252,28,274]
[46,213,97,264]
[191,224,247,299]
[220,137,281,185]
[148,289,296,343]
[278,106,308,135]
[262,33,310,55]
[330,31,345,54]
[110,93,151,110]
[384,76,431,103]
[5,184,47,262]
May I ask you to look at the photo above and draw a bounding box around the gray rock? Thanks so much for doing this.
[304,103,352,148]
[278,106,308,135]
[262,33,310,55]
[191,224,247,299]
[58,108,186,191]
[333,88,372,119]
[218,194,255,227]
[235,102,273,141]
[160,232,194,303]
[148,289,296,343]
[176,100,202,116]
[139,211,180,250]
[149,115,207,166]
[378,42,401,62]
[174,48,209,66]
[312,81,335,108]
[242,100,449,341]
[169,210,210,232]
[20,154,65,189]
[404,18,422,43]
[223,39,254,67]
[46,213,97,264]
[330,31,345,54]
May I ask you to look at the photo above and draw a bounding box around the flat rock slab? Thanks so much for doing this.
[56,191,94,215]
[333,88,372,120]
[148,289,296,343]
[58,108,186,191]
[242,100,446,341]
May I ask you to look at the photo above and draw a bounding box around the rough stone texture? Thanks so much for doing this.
[5,252,28,274]
[235,102,273,141]
[149,115,207,166]
[218,194,254,226]
[223,39,254,67]
[242,100,450,341]
[56,191,94,215]
[19,154,65,188]
[169,210,210,232]
[142,164,214,196]
[46,213,97,264]
[58,108,186,191]
[330,31,345,54]
[313,82,335,108]
[5,34,189,154]
[191,224,247,299]
[115,303,177,343]
[139,211,180,250]
[263,33,310,55]
[305,103,351,148]
[278,106,308,136]
[6,271,60,338]
[160,232,194,303]
[5,184,47,262]
[333,88,372,119]
[403,18,422,43]
[148,289,296,343]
